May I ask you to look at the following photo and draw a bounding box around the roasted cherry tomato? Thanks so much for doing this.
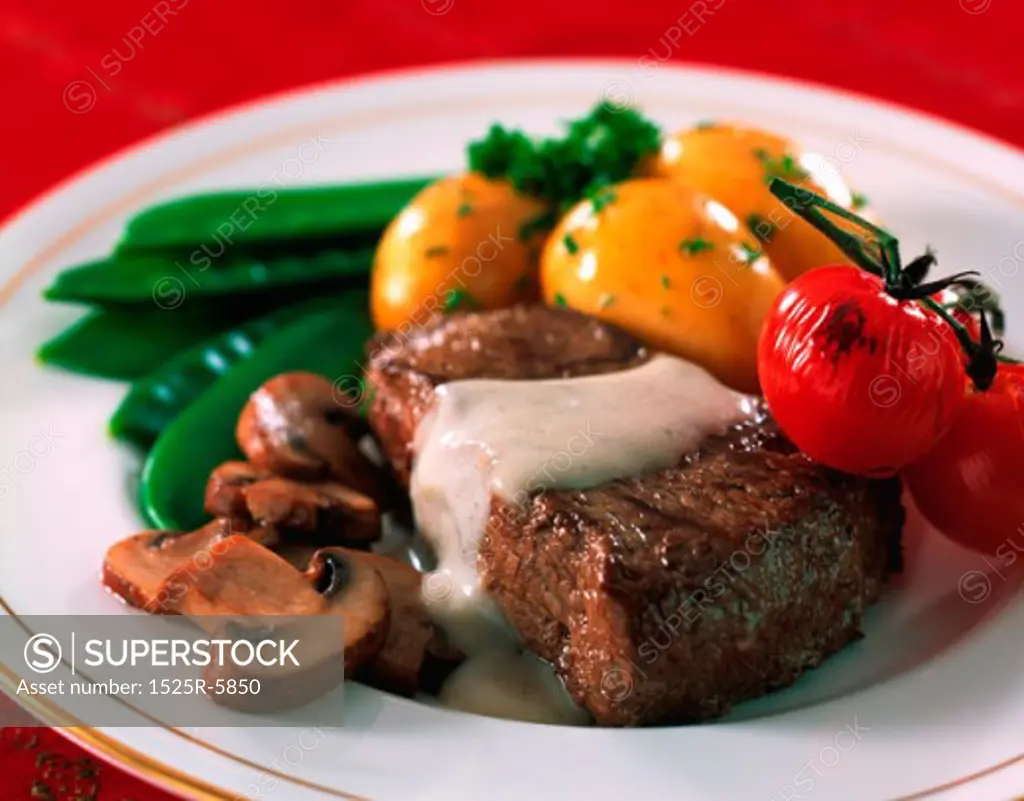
[904,364,1024,555]
[758,265,966,476]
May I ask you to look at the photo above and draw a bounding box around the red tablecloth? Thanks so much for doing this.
[3,0,1023,797]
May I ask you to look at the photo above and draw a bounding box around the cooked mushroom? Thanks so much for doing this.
[151,536,390,713]
[154,535,329,622]
[205,462,381,543]
[202,615,348,714]
[156,537,390,677]
[272,542,320,571]
[304,547,391,675]
[245,477,381,543]
[204,461,270,520]
[236,372,390,505]
[353,551,463,696]
[101,519,277,612]
[244,477,379,539]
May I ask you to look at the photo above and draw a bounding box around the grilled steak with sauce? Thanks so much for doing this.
[366,306,903,725]
[365,305,648,486]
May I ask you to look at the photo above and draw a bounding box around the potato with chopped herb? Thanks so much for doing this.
[644,122,871,282]
[371,173,550,331]
[540,178,785,392]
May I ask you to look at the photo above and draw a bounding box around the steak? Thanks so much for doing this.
[365,305,648,486]
[366,306,903,726]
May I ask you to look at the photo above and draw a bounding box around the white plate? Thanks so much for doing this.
[2,60,1024,801]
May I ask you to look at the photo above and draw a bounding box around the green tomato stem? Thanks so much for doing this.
[918,295,982,358]
[767,178,1018,368]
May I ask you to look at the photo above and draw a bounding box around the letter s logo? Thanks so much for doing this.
[24,634,62,674]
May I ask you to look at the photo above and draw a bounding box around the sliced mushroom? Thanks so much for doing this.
[157,537,390,676]
[153,536,389,713]
[352,551,463,696]
[274,542,321,572]
[154,534,328,622]
[236,372,390,506]
[204,461,270,519]
[202,615,348,714]
[304,548,391,676]
[101,519,276,612]
[205,463,382,543]
[244,478,381,542]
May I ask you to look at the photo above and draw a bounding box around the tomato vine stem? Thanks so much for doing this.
[768,179,1017,378]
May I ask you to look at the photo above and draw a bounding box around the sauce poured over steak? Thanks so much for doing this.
[367,306,903,725]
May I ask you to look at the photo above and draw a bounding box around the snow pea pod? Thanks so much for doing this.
[118,176,437,254]
[37,307,242,380]
[139,296,373,531]
[44,246,373,306]
[108,299,324,450]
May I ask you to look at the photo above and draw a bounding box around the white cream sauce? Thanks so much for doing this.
[410,354,754,723]
[438,649,592,725]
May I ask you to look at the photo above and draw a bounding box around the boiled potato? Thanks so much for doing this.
[371,174,549,331]
[645,123,869,282]
[541,178,785,392]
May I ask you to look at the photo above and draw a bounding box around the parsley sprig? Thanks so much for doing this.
[468,104,662,212]
[746,214,776,244]
[444,289,481,313]
[737,242,761,266]
[679,237,715,255]
[753,148,809,184]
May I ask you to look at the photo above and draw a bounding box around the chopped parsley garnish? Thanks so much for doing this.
[424,245,450,258]
[778,154,806,177]
[443,288,481,313]
[588,186,618,212]
[753,148,809,184]
[598,293,616,309]
[851,191,868,210]
[694,119,718,130]
[660,275,671,289]
[457,201,474,217]
[746,213,776,244]
[679,237,715,255]
[776,154,809,181]
[661,305,672,317]
[518,210,557,241]
[467,104,662,211]
[563,233,580,254]
[553,293,568,307]
[738,242,761,266]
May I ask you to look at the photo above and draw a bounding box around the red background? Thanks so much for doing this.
[2,0,1022,797]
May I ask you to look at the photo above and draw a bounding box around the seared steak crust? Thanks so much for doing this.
[480,417,902,724]
[365,305,647,485]
[366,306,903,725]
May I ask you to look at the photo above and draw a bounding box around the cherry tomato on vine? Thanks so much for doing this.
[758,265,966,476]
[903,364,1024,555]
